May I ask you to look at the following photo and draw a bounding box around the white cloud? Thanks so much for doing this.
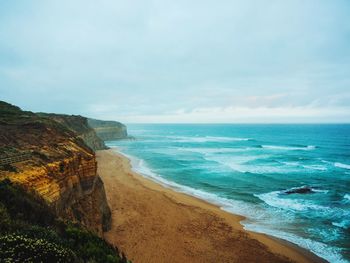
[0,0,350,122]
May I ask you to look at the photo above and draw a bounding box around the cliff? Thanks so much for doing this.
[88,118,128,141]
[38,113,107,151]
[0,101,111,235]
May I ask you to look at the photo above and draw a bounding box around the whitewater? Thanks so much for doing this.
[107,124,350,263]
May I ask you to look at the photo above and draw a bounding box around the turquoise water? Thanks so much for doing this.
[106,124,350,262]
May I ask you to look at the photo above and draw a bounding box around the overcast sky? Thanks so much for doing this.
[1,0,350,123]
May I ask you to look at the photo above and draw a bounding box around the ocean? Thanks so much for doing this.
[106,124,350,263]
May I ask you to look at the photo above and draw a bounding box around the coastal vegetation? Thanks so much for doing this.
[0,179,127,263]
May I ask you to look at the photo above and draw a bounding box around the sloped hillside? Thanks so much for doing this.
[38,113,107,151]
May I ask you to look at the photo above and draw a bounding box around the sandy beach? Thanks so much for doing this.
[97,149,323,263]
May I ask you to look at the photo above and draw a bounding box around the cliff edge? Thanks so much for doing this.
[0,101,111,235]
[88,118,128,141]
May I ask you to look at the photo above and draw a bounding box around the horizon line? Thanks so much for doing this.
[122,122,350,125]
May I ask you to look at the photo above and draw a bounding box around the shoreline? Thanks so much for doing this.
[97,149,324,263]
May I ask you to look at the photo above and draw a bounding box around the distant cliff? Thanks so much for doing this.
[38,113,107,151]
[0,101,111,235]
[88,118,128,141]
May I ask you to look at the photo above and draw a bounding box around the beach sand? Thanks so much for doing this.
[97,149,323,263]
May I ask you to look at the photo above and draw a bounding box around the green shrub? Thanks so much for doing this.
[0,234,76,262]
[0,179,55,226]
[64,224,120,263]
[0,179,124,263]
[0,203,11,232]
[16,225,64,246]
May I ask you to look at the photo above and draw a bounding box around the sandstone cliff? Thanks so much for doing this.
[88,118,128,141]
[0,101,111,235]
[38,113,107,151]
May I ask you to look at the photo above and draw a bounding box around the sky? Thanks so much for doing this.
[0,0,350,123]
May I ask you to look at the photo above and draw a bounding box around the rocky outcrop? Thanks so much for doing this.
[0,101,111,235]
[38,113,107,151]
[88,118,128,141]
[283,186,315,195]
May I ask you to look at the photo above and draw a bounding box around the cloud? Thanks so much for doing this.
[0,0,349,122]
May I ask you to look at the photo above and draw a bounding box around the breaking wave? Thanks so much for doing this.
[334,162,350,170]
[255,191,328,211]
[261,145,316,151]
[117,149,348,263]
[166,135,252,143]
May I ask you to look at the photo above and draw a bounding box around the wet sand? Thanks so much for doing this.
[97,149,323,263]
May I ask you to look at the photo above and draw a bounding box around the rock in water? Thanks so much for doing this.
[284,186,314,195]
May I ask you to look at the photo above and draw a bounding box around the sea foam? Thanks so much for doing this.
[334,162,350,170]
[344,194,350,201]
[122,153,347,263]
[244,224,347,263]
[166,135,252,143]
[107,123,350,263]
[255,191,327,211]
[332,220,350,229]
[261,145,316,151]
[176,147,249,154]
[203,155,299,174]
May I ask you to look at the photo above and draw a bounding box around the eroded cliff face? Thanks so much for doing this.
[88,118,128,141]
[80,129,107,151]
[38,113,107,151]
[0,101,111,235]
